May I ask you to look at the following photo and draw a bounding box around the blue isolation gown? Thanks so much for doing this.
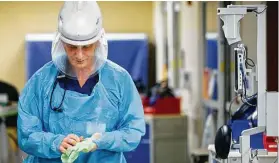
[17,60,146,163]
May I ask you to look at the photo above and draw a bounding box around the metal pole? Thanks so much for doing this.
[257,6,267,127]
[217,1,226,128]
[154,2,166,83]
[167,1,175,88]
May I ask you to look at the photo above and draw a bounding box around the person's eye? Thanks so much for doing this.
[68,45,77,50]
[83,45,93,50]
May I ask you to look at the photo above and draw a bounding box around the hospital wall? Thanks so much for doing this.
[0,1,153,91]
[206,1,218,32]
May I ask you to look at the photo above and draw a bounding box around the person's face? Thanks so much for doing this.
[63,42,98,69]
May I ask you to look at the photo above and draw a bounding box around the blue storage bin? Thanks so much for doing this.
[231,120,263,149]
[206,40,218,69]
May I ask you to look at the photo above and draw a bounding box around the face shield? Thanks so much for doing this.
[51,1,107,87]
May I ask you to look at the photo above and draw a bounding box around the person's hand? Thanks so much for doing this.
[59,134,82,153]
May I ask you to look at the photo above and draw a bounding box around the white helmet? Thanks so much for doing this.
[51,1,108,80]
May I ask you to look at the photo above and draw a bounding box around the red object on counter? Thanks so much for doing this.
[141,96,149,108]
[143,97,181,115]
[263,134,278,152]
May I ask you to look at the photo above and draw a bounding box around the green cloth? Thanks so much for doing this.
[61,138,95,163]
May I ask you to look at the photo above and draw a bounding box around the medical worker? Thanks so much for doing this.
[17,1,145,162]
